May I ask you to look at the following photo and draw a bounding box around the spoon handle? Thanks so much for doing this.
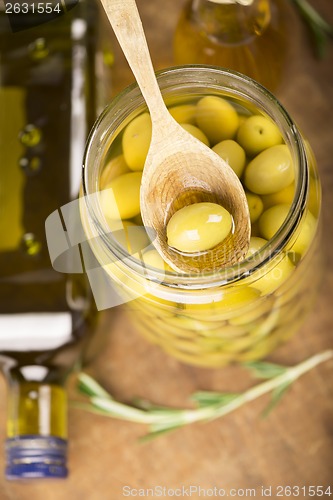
[99,0,167,125]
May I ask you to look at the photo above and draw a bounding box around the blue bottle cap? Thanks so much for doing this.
[5,435,68,480]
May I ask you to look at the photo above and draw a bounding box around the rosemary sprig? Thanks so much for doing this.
[73,350,333,440]
[290,0,333,58]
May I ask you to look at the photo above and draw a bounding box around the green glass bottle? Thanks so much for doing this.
[0,0,113,479]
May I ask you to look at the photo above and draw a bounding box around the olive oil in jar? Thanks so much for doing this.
[173,0,289,91]
[0,1,112,479]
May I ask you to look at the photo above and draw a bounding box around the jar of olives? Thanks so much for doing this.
[81,66,321,367]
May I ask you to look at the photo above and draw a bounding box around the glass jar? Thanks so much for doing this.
[173,0,289,92]
[81,66,321,368]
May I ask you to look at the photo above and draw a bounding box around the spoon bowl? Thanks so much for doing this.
[99,0,251,273]
[141,115,250,273]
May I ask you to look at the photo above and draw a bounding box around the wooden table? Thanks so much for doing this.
[1,0,333,498]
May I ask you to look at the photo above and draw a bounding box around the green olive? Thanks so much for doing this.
[100,155,130,189]
[291,210,317,257]
[107,220,149,255]
[253,254,294,295]
[100,171,142,220]
[245,191,264,223]
[181,123,210,146]
[212,140,246,178]
[308,180,321,217]
[195,96,239,144]
[132,212,144,226]
[259,203,290,240]
[216,286,260,311]
[122,112,152,171]
[244,145,294,195]
[261,182,295,209]
[141,249,171,271]
[166,202,233,253]
[184,287,259,317]
[246,236,268,257]
[236,115,283,156]
[169,104,197,125]
[229,295,274,326]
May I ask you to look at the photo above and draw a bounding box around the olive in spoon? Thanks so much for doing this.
[99,0,251,273]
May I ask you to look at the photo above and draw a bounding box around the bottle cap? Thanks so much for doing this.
[5,435,68,480]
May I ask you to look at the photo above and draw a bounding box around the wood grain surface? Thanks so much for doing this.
[1,0,333,498]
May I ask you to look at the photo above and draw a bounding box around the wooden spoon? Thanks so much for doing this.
[99,0,251,273]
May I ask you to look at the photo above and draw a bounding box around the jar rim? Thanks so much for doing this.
[82,64,308,289]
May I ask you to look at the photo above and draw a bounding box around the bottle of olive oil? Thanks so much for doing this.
[0,0,112,479]
[173,0,289,92]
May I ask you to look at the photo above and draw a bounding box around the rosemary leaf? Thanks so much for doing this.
[132,398,164,411]
[309,23,330,60]
[133,398,184,414]
[191,391,240,408]
[244,360,287,380]
[261,381,292,418]
[139,425,183,442]
[78,372,114,399]
[290,0,333,58]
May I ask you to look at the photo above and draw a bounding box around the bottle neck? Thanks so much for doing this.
[189,0,271,45]
[6,378,67,439]
[5,375,68,479]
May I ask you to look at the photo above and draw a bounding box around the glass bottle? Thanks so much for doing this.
[0,0,112,479]
[173,0,289,91]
